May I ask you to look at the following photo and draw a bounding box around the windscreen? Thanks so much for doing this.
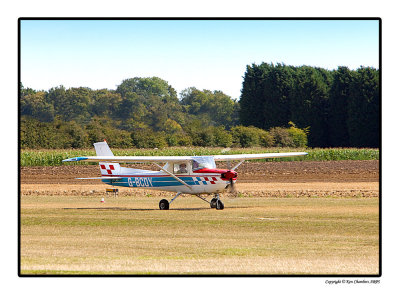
[192,156,216,171]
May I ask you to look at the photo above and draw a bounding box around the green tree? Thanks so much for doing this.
[20,83,36,98]
[269,127,293,147]
[166,133,192,147]
[116,77,184,131]
[91,89,123,118]
[261,63,295,129]
[213,126,233,147]
[231,126,261,147]
[20,116,90,149]
[180,88,239,128]
[328,66,354,147]
[116,77,176,99]
[240,63,297,130]
[287,122,308,147]
[20,91,55,122]
[347,67,380,147]
[47,86,94,123]
[239,63,272,128]
[85,117,132,148]
[131,129,167,148]
[290,66,332,147]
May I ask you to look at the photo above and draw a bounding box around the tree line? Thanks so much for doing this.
[20,63,379,149]
[20,115,307,149]
[240,63,380,148]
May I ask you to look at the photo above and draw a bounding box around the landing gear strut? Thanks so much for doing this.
[159,192,182,210]
[160,193,224,210]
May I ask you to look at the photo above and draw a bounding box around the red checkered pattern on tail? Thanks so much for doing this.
[99,163,118,175]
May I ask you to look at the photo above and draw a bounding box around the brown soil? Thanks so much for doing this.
[20,161,379,198]
[20,160,379,184]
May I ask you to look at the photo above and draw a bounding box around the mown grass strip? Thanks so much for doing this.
[20,195,379,275]
[20,147,379,166]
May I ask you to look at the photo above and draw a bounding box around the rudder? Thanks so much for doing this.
[94,141,121,176]
[94,141,114,156]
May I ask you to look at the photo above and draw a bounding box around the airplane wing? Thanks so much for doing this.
[63,152,307,163]
[212,152,308,161]
[63,156,194,163]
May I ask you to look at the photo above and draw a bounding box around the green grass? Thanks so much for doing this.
[20,147,379,166]
[20,195,379,275]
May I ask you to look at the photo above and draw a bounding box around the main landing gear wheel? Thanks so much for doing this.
[210,198,217,209]
[216,200,224,210]
[159,199,170,210]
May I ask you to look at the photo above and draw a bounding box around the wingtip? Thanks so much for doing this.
[62,157,88,162]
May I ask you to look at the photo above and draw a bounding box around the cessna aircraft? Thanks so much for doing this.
[63,141,307,210]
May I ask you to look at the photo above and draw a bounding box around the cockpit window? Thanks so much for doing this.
[192,156,216,171]
[173,163,188,174]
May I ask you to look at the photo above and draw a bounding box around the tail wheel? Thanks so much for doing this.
[210,198,217,209]
[159,199,170,210]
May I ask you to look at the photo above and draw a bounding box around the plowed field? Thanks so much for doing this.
[21,160,379,183]
[20,160,379,198]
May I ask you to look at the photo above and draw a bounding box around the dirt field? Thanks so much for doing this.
[21,160,379,183]
[20,160,379,198]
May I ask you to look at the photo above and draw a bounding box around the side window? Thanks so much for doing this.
[173,163,188,174]
[192,160,200,171]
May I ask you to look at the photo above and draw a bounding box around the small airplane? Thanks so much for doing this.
[63,141,307,210]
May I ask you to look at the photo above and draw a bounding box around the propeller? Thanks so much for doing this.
[226,157,233,191]
[222,170,237,193]
[220,149,242,193]
[228,177,236,193]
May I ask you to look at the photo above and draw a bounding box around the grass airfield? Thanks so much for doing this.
[20,195,379,275]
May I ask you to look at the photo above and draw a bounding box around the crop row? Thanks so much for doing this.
[20,147,379,167]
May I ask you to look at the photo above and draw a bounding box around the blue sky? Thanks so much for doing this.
[20,19,379,99]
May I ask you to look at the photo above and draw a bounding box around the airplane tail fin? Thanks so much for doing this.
[93,141,121,176]
[94,140,114,156]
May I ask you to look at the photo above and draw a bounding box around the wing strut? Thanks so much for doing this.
[232,160,245,171]
[152,163,193,190]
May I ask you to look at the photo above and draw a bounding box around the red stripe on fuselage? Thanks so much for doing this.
[193,168,230,174]
[194,168,237,181]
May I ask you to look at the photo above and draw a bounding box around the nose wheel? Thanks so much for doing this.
[216,200,224,210]
[210,196,224,210]
[210,198,217,208]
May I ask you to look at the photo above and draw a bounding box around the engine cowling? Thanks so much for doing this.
[221,170,238,180]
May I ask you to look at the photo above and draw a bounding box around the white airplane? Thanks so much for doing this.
[63,141,307,210]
